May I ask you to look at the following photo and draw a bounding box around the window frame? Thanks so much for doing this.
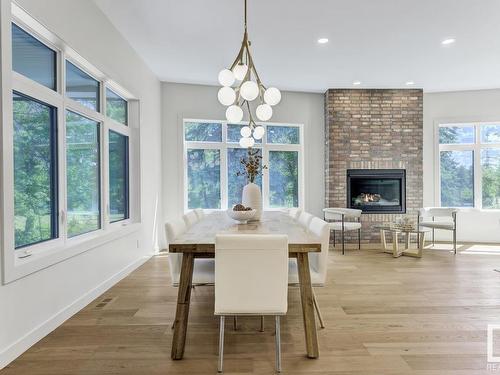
[436,122,500,210]
[182,118,304,212]
[0,2,140,283]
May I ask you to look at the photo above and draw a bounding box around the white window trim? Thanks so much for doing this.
[0,2,141,284]
[181,118,304,212]
[435,121,500,211]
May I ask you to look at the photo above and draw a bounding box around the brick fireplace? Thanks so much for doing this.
[324,89,423,243]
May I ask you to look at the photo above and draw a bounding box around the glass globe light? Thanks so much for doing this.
[226,105,243,123]
[240,126,252,138]
[233,63,248,81]
[239,137,250,148]
[253,126,265,140]
[218,86,236,106]
[256,104,272,121]
[264,87,281,106]
[240,81,259,101]
[218,69,235,87]
[247,137,255,147]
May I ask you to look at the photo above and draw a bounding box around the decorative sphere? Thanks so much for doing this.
[240,81,259,101]
[226,105,243,123]
[218,86,236,106]
[256,104,272,121]
[233,63,248,81]
[264,87,281,106]
[239,137,250,148]
[240,126,252,138]
[247,137,255,147]
[253,126,265,139]
[218,69,235,87]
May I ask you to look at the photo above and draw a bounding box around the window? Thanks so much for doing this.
[269,151,299,207]
[66,111,101,237]
[11,23,56,90]
[183,120,303,211]
[66,61,100,111]
[13,92,58,248]
[438,123,500,209]
[109,131,129,222]
[106,88,127,125]
[4,11,136,282]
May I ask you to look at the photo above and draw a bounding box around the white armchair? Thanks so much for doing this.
[323,208,362,255]
[215,234,288,373]
[183,210,198,227]
[288,207,302,220]
[418,207,458,254]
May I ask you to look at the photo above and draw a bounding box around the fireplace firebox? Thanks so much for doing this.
[346,169,406,214]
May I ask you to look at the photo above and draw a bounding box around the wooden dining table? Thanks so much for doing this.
[169,211,321,360]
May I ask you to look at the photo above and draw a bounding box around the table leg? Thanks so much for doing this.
[418,231,425,257]
[380,229,387,251]
[171,253,195,360]
[296,252,319,358]
[392,232,400,257]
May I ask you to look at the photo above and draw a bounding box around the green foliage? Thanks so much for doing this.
[481,149,500,209]
[106,89,127,125]
[185,122,222,142]
[269,151,298,208]
[109,131,129,221]
[440,150,474,207]
[187,149,221,209]
[66,111,100,237]
[13,94,56,248]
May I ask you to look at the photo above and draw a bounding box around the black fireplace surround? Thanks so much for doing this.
[346,169,406,214]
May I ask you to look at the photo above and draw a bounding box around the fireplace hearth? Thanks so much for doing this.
[346,169,406,214]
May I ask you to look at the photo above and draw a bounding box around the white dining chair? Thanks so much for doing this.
[418,207,458,254]
[194,208,205,220]
[215,234,288,373]
[183,210,198,227]
[307,217,331,329]
[323,208,362,255]
[298,211,313,228]
[288,207,302,220]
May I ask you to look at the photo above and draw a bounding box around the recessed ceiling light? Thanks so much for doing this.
[317,38,329,44]
[352,81,361,86]
[441,38,456,45]
[406,81,415,86]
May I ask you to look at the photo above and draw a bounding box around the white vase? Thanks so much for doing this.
[242,182,262,221]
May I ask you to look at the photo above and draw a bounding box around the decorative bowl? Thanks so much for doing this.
[226,209,256,224]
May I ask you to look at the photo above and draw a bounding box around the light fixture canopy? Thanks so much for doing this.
[217,0,281,147]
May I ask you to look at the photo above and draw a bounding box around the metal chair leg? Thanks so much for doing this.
[453,229,457,254]
[260,316,265,332]
[275,316,281,373]
[333,230,336,247]
[233,316,238,331]
[312,290,325,329]
[432,228,435,246]
[342,230,345,255]
[358,228,361,250]
[218,316,225,373]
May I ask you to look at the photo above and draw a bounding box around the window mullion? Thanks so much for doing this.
[475,124,482,209]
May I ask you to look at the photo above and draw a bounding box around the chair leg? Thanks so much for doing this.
[342,230,345,255]
[358,229,361,250]
[312,290,325,329]
[432,228,435,246]
[218,316,225,373]
[260,316,265,332]
[333,230,336,247]
[275,316,281,373]
[453,229,457,255]
[233,316,238,331]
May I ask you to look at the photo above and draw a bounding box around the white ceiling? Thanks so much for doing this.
[94,0,500,93]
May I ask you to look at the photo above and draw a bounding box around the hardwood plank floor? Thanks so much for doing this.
[3,243,500,374]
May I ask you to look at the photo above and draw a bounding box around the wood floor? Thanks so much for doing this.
[3,243,500,374]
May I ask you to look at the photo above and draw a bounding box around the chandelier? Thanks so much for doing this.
[217,0,281,148]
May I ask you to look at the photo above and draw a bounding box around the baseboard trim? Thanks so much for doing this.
[0,254,152,369]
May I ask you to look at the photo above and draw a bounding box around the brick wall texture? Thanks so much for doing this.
[324,89,423,243]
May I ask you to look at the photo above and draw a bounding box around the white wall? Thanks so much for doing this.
[0,0,162,368]
[424,89,500,243]
[161,82,324,246]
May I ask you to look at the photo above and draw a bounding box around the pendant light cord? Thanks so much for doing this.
[244,0,247,32]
